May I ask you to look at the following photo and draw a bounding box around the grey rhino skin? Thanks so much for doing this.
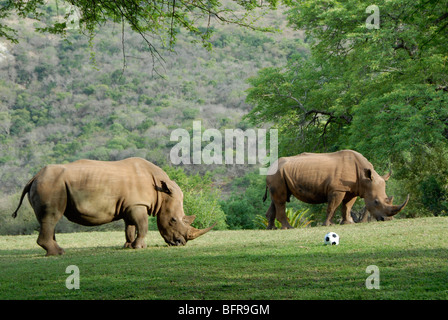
[12,157,214,255]
[263,150,409,229]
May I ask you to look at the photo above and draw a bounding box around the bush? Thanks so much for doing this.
[183,189,227,230]
[0,193,38,235]
[220,170,270,229]
[163,165,228,230]
[418,175,448,217]
[220,197,258,229]
[253,208,313,229]
[182,108,199,120]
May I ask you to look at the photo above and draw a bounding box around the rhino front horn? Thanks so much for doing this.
[187,222,217,241]
[388,194,410,216]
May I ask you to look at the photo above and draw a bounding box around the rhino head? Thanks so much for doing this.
[154,181,215,246]
[362,169,410,221]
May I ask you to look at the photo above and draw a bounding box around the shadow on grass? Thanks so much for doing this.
[133,246,448,299]
[2,245,447,299]
[1,220,447,301]
[0,243,170,257]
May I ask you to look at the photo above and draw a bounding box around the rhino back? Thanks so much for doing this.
[280,150,362,202]
[33,158,162,226]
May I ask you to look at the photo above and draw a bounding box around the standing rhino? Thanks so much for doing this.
[263,150,409,229]
[12,157,215,255]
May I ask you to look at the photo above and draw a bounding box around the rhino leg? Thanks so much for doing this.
[124,206,148,249]
[265,201,277,230]
[29,179,66,256]
[360,209,371,222]
[124,223,136,248]
[324,192,345,226]
[341,196,356,224]
[274,201,293,229]
[37,218,65,256]
[267,183,293,229]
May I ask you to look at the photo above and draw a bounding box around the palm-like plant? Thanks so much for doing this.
[254,208,313,229]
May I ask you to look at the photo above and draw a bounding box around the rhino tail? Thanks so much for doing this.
[11,175,36,218]
[263,185,268,202]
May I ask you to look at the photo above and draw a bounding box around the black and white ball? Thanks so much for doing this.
[324,232,339,245]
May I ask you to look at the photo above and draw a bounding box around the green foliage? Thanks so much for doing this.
[0,194,38,235]
[246,0,448,216]
[254,208,313,229]
[0,3,303,235]
[220,170,270,229]
[418,176,448,216]
[163,166,228,230]
[1,0,280,60]
[0,1,299,200]
[182,107,199,120]
[183,189,228,230]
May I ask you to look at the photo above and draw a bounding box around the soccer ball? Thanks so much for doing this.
[324,232,339,245]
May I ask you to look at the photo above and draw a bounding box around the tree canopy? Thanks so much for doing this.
[0,0,280,65]
[245,0,448,215]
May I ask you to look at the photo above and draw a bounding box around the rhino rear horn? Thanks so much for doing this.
[187,222,217,241]
[387,194,410,216]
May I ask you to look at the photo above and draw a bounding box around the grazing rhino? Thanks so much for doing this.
[12,157,215,255]
[263,150,409,229]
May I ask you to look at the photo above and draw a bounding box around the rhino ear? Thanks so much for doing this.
[382,170,392,181]
[183,215,196,225]
[364,168,373,181]
[154,181,172,195]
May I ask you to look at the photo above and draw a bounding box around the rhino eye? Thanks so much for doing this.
[374,199,379,205]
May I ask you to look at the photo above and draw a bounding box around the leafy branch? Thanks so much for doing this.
[0,0,279,68]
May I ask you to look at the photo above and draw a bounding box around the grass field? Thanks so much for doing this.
[0,217,447,300]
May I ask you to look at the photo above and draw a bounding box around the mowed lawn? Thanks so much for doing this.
[0,217,447,300]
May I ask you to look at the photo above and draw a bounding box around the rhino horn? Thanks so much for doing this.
[187,222,217,240]
[387,194,410,216]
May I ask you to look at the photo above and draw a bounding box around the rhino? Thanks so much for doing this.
[11,157,215,255]
[263,150,409,229]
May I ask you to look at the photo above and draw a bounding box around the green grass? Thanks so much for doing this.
[0,217,447,300]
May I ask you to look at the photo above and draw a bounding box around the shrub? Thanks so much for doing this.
[418,175,448,216]
[219,170,270,229]
[0,193,38,235]
[163,165,228,230]
[183,189,228,230]
[253,208,313,229]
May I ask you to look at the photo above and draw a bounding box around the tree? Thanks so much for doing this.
[245,0,448,215]
[0,0,280,68]
[245,52,351,153]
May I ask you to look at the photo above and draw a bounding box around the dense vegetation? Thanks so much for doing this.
[0,0,280,55]
[246,0,448,217]
[1,0,447,236]
[0,2,303,234]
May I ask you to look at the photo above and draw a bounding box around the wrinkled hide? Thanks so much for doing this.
[264,150,409,229]
[12,158,214,255]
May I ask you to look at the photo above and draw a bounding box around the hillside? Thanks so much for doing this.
[0,9,304,181]
[0,4,308,233]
